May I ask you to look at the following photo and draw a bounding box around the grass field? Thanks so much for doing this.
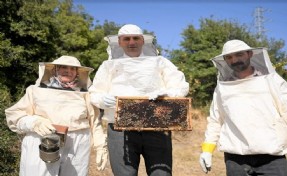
[89,111,226,176]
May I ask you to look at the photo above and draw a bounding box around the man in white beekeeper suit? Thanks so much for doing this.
[5,55,108,176]
[89,24,189,176]
[199,39,287,175]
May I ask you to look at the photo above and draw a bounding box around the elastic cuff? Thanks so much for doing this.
[202,142,216,153]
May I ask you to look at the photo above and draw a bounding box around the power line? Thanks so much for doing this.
[253,7,269,41]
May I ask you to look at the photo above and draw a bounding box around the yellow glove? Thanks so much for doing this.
[199,142,216,173]
[32,117,56,136]
[96,147,109,171]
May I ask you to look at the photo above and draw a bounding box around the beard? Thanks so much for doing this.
[230,60,250,72]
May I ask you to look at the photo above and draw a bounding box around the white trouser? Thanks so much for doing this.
[19,129,91,176]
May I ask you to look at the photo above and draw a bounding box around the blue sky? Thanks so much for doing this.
[74,0,287,52]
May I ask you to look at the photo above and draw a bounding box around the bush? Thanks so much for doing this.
[0,117,20,176]
[0,84,20,175]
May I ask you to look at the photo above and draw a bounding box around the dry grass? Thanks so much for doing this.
[89,109,226,176]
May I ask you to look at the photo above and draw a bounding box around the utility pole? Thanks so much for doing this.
[253,7,268,41]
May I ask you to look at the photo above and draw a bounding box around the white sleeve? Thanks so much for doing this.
[5,86,35,133]
[204,89,224,143]
[160,57,189,97]
[89,62,111,109]
[268,73,287,124]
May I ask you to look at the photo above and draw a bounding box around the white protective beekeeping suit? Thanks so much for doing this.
[5,56,106,176]
[205,41,287,156]
[89,24,189,123]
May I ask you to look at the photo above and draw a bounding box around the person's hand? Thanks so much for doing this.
[147,91,167,100]
[32,117,56,136]
[199,152,212,173]
[148,92,158,100]
[96,147,109,171]
[165,90,180,97]
[103,94,116,108]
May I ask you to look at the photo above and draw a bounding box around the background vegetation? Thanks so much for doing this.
[1,0,286,175]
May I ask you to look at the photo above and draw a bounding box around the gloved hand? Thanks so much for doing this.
[165,90,180,97]
[96,147,109,171]
[32,117,56,136]
[147,91,167,100]
[199,152,212,173]
[199,142,216,173]
[102,94,116,108]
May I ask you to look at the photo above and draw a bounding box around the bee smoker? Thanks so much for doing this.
[39,124,68,163]
[39,133,60,163]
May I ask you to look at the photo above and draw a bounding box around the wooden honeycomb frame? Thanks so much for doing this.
[114,96,192,131]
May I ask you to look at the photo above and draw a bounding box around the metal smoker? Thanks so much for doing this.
[39,124,68,163]
[39,133,60,163]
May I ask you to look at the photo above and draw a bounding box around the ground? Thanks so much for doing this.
[89,114,226,176]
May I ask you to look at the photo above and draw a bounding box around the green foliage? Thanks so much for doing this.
[1,0,112,101]
[0,83,20,175]
[0,119,21,176]
[95,20,120,36]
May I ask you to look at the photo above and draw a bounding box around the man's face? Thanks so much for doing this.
[118,35,144,57]
[224,51,253,72]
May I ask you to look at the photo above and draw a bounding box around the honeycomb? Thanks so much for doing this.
[114,97,192,131]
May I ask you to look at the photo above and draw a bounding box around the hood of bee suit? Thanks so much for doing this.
[211,39,275,81]
[104,24,158,59]
[36,55,94,90]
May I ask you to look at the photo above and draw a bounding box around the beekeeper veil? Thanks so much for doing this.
[36,56,94,91]
[104,24,158,59]
[211,40,275,81]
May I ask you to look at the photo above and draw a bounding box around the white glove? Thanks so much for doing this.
[96,147,109,171]
[103,94,116,108]
[32,117,56,136]
[147,91,167,100]
[199,152,212,173]
[165,90,180,97]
